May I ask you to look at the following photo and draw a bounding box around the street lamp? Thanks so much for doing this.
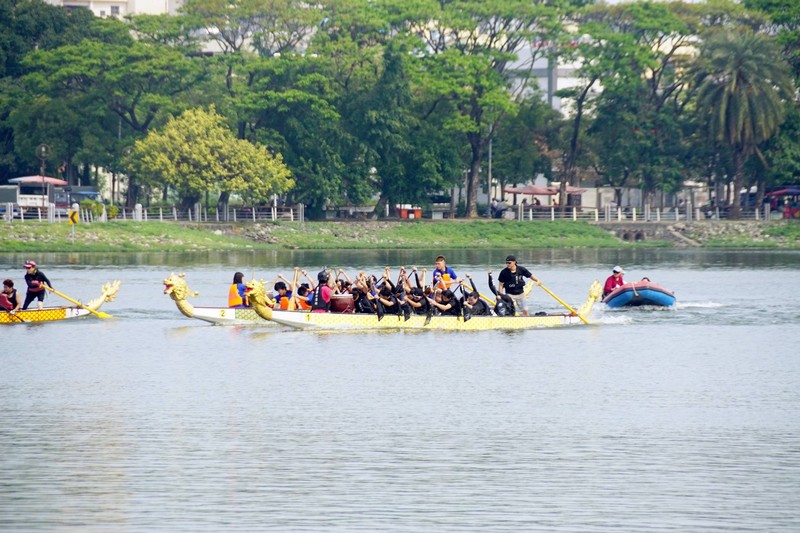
[36,144,49,177]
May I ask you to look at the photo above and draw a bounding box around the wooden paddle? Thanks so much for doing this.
[287,267,299,311]
[44,285,112,319]
[536,282,590,325]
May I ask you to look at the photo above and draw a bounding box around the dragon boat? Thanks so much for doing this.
[164,273,603,331]
[602,280,676,308]
[1,280,121,324]
[163,273,275,326]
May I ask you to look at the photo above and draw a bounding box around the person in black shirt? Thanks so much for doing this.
[22,260,53,310]
[497,255,539,316]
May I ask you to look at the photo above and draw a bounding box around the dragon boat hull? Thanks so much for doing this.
[163,273,601,331]
[261,309,589,331]
[602,281,676,308]
[2,280,120,324]
[187,306,276,326]
[1,306,96,324]
[257,281,602,332]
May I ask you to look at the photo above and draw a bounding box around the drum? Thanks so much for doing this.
[330,293,354,313]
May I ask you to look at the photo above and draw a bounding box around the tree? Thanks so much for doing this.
[400,0,564,217]
[691,30,793,218]
[127,107,293,209]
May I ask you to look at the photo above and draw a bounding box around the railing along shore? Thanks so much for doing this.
[2,202,790,223]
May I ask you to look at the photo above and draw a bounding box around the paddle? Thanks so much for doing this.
[287,268,299,311]
[4,311,25,323]
[44,285,112,319]
[536,282,590,325]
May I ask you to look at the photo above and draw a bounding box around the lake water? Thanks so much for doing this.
[2,249,800,531]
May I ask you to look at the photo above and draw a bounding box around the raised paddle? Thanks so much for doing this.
[536,282,590,325]
[44,285,112,319]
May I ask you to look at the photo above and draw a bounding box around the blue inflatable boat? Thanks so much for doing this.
[602,281,676,308]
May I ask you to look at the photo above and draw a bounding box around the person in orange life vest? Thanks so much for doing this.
[293,284,314,310]
[22,260,52,310]
[432,255,458,290]
[272,280,293,309]
[228,272,248,307]
[1,279,21,313]
[603,266,625,297]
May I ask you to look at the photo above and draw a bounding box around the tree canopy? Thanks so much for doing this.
[0,0,797,219]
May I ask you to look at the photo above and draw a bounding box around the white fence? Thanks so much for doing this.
[510,204,779,222]
[3,201,785,223]
[3,203,304,223]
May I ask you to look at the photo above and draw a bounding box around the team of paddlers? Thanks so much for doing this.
[227,255,543,319]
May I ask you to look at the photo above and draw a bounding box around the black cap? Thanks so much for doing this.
[505,255,516,262]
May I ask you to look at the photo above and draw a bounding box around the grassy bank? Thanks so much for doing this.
[2,220,624,252]
[1,219,797,252]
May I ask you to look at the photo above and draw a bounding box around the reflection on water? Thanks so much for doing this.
[1,250,799,532]
[4,247,800,271]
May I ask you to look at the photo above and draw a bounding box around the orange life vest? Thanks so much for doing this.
[228,284,245,307]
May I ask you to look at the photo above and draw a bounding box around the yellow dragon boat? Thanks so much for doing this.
[1,281,121,324]
[163,273,274,326]
[163,273,602,331]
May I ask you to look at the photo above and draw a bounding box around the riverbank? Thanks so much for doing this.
[1,219,797,252]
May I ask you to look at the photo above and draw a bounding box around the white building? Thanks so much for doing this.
[44,0,182,18]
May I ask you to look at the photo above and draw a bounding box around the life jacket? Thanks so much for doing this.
[311,284,331,312]
[228,284,245,307]
[0,292,14,310]
[276,293,291,310]
[435,272,457,290]
[297,297,312,310]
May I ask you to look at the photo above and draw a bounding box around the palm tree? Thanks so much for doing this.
[692,31,794,218]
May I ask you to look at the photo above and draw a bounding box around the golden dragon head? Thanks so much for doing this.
[163,273,199,302]
[84,280,122,311]
[245,278,276,320]
[589,280,603,301]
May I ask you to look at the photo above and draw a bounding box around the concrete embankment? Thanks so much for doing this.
[592,220,793,247]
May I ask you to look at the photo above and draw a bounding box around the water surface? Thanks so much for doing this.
[2,249,799,531]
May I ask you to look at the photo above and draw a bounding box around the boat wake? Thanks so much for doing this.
[590,312,632,325]
[676,301,725,309]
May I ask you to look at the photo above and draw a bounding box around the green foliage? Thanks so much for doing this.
[80,199,105,218]
[692,30,794,217]
[1,0,799,221]
[127,106,293,208]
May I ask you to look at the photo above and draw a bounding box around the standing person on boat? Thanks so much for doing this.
[22,260,52,310]
[432,255,458,290]
[228,272,248,308]
[603,266,625,298]
[497,255,539,317]
[311,269,333,312]
[1,279,21,314]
